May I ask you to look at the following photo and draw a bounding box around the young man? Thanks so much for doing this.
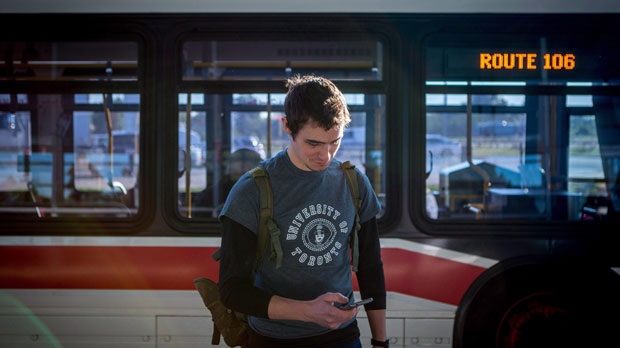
[218,75,388,348]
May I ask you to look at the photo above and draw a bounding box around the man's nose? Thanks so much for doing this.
[318,144,332,159]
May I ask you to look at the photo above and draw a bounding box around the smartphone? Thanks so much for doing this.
[334,297,373,310]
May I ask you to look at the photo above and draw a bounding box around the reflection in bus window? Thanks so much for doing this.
[0,41,140,218]
[424,33,620,222]
[177,92,386,219]
[177,39,386,219]
[0,111,31,197]
[425,91,614,221]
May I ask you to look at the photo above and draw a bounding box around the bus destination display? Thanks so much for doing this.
[480,53,575,71]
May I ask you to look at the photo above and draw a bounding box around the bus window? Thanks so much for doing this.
[424,33,620,223]
[177,39,386,219]
[0,41,140,219]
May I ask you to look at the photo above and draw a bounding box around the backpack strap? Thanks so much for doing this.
[250,166,283,270]
[214,163,359,273]
[341,161,362,272]
[211,246,222,262]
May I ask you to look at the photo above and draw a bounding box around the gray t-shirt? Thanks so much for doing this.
[219,150,381,339]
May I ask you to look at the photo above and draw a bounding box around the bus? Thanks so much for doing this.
[1,1,620,347]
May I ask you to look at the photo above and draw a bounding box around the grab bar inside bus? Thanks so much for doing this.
[102,62,127,197]
[27,182,43,218]
[465,92,490,216]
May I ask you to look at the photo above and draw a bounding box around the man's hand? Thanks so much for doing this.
[268,292,359,329]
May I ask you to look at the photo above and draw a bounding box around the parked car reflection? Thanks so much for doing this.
[233,136,266,159]
[426,134,462,157]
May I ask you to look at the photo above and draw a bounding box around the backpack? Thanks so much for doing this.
[194,161,362,347]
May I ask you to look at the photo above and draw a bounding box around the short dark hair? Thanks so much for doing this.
[284,75,350,138]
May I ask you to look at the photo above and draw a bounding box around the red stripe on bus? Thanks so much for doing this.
[378,248,486,305]
[0,246,485,305]
[0,246,220,290]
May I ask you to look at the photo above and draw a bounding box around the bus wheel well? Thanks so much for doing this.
[453,256,620,348]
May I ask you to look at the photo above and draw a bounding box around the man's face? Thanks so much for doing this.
[283,118,343,171]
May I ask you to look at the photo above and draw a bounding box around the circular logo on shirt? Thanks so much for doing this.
[287,203,350,267]
[302,218,336,252]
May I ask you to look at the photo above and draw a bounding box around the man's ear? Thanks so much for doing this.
[281,117,291,135]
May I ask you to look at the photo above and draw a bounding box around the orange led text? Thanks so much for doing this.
[480,53,575,70]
